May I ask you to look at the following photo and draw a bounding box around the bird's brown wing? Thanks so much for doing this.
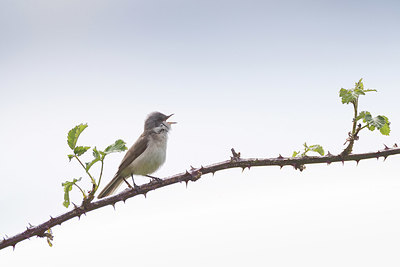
[97,132,149,198]
[115,131,149,177]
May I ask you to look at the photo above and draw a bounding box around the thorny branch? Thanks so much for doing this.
[1,144,399,250]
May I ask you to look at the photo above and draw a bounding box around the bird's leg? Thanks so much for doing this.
[145,175,163,182]
[131,175,139,187]
[123,178,133,188]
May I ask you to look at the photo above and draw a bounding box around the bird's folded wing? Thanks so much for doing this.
[116,131,149,176]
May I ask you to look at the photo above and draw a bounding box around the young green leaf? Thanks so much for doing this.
[62,178,82,208]
[379,116,391,135]
[339,79,377,104]
[355,111,368,122]
[67,154,74,161]
[308,144,325,156]
[46,229,54,247]
[292,151,300,157]
[74,146,91,156]
[364,114,386,130]
[85,147,101,171]
[104,139,128,154]
[67,123,88,150]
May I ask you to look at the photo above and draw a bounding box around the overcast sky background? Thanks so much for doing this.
[1,0,400,266]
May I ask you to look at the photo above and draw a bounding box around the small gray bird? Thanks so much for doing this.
[98,112,176,198]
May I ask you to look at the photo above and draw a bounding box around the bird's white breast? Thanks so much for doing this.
[126,132,168,176]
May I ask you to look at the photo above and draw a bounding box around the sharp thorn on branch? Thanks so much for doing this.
[356,160,360,166]
[384,144,390,150]
[394,143,398,148]
[327,151,333,157]
[277,154,284,159]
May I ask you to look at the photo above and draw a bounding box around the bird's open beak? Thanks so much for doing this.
[166,114,177,124]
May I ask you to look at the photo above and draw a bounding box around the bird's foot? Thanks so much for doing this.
[123,178,139,189]
[146,175,163,183]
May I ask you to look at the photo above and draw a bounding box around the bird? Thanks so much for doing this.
[97,112,176,198]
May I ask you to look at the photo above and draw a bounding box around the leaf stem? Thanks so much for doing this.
[97,159,105,191]
[73,183,86,198]
[74,155,96,185]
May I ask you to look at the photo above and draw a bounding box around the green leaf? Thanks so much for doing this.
[294,143,324,157]
[67,154,74,161]
[308,144,325,156]
[46,229,54,247]
[74,146,91,156]
[104,139,128,155]
[355,111,368,122]
[339,79,377,104]
[85,147,101,171]
[379,116,391,135]
[62,178,82,208]
[339,88,358,104]
[67,123,88,150]
[364,114,386,130]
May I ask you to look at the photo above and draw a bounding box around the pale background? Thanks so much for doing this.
[1,0,400,266]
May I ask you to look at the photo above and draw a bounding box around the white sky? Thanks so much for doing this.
[1,0,400,266]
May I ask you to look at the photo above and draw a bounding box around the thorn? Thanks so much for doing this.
[77,214,81,220]
[26,226,29,231]
[356,160,360,166]
[384,144,390,150]
[72,202,79,209]
[277,154,284,159]
[12,244,16,251]
[185,170,190,176]
[327,161,331,165]
[111,203,116,210]
[28,223,34,228]
[247,165,251,170]
[279,165,283,169]
[383,156,388,161]
[241,167,246,172]
[143,192,147,198]
[5,234,9,238]
[190,165,195,170]
[327,151,333,157]
[342,160,344,166]
[185,180,189,188]
[49,216,54,221]
[200,165,204,171]
[212,171,215,176]
[394,143,398,147]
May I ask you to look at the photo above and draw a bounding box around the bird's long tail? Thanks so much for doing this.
[97,174,124,198]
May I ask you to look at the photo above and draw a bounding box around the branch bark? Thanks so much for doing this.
[1,145,399,250]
